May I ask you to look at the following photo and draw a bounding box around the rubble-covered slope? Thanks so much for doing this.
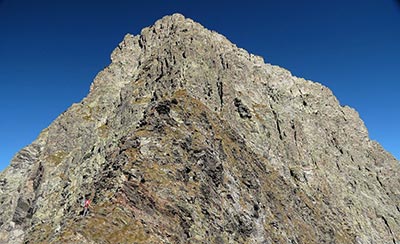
[0,14,399,244]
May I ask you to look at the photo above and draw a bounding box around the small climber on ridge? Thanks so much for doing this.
[83,198,91,216]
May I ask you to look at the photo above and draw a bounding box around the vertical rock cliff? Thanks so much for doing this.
[0,14,399,243]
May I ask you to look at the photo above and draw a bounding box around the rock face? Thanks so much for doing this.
[0,14,399,243]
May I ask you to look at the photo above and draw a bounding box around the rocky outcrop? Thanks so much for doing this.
[0,13,399,243]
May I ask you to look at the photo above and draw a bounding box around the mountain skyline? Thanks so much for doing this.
[1,0,399,171]
[1,13,398,243]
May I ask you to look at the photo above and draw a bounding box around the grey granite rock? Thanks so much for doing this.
[0,13,399,243]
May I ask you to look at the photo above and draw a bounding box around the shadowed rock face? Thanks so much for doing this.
[0,14,399,244]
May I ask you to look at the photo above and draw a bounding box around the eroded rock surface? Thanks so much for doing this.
[0,14,399,244]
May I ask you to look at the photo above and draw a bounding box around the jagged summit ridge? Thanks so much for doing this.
[91,13,266,102]
[0,14,399,243]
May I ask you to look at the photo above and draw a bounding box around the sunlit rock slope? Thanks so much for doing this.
[0,14,399,244]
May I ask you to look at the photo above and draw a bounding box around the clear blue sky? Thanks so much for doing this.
[0,0,399,170]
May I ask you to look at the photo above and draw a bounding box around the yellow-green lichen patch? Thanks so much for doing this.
[45,151,68,166]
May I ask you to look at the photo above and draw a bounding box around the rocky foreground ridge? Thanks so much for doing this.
[0,14,399,243]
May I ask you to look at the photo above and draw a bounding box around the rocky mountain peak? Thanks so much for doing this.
[0,14,399,243]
